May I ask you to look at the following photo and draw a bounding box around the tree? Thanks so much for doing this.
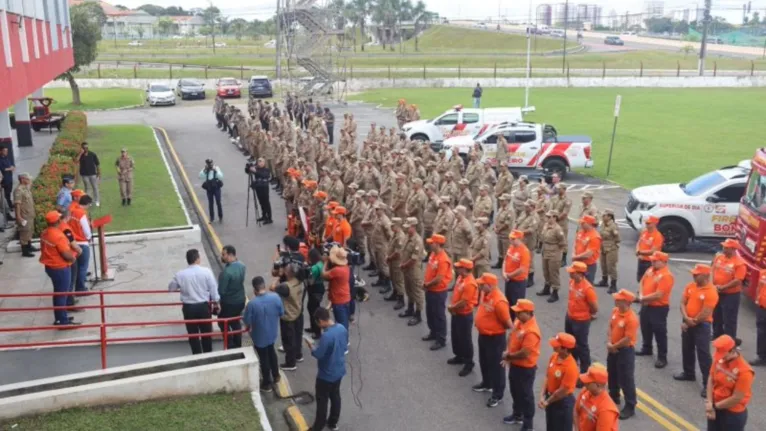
[680,44,695,58]
[58,3,104,106]
[753,11,760,24]
[329,0,346,31]
[115,4,128,11]
[372,0,399,50]
[157,17,174,38]
[410,0,426,51]
[136,25,145,39]
[137,4,166,16]
[229,18,247,40]
[202,5,221,53]
[345,0,370,51]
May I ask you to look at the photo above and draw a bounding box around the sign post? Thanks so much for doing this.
[91,214,115,284]
[606,95,621,178]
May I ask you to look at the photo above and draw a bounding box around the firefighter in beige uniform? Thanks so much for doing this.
[372,203,394,292]
[386,217,408,309]
[550,183,572,266]
[511,175,530,218]
[536,210,567,303]
[470,217,492,278]
[400,217,425,325]
[596,209,621,294]
[350,190,368,256]
[361,191,380,272]
[13,173,36,257]
[515,199,540,286]
[494,167,514,203]
[434,197,456,257]
[392,174,410,219]
[457,179,474,220]
[578,191,599,229]
[492,194,515,269]
[116,149,135,205]
[451,206,473,261]
[405,178,427,237]
[422,185,440,250]
[534,189,552,253]
[473,185,493,220]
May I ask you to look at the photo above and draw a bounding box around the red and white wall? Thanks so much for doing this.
[0,0,74,110]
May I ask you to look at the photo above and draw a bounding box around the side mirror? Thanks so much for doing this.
[706,194,720,203]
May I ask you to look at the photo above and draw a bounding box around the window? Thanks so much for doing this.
[484,135,497,144]
[434,113,458,126]
[744,171,766,215]
[714,184,745,203]
[462,113,479,124]
[50,0,60,51]
[512,131,537,143]
[682,171,726,196]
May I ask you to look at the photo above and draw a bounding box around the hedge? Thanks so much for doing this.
[31,111,87,235]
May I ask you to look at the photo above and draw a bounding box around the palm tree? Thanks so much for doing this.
[410,0,426,51]
[371,0,398,50]
[345,0,370,52]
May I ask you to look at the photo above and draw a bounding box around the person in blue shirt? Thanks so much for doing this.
[56,176,74,213]
[243,276,284,392]
[305,307,348,431]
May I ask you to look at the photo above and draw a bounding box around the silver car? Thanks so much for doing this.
[146,83,176,106]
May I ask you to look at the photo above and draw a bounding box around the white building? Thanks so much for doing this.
[553,2,575,26]
[536,4,552,26]
[68,0,157,39]
[171,15,206,36]
[643,0,664,19]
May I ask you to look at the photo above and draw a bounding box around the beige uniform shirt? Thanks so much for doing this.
[470,230,491,267]
[473,195,493,219]
[116,156,135,181]
[452,217,473,258]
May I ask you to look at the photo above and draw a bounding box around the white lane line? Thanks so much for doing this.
[667,257,710,264]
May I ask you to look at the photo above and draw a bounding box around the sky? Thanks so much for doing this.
[110,0,761,23]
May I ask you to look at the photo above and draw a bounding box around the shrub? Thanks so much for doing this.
[31,112,87,235]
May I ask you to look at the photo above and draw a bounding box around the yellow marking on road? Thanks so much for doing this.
[286,405,309,430]
[158,127,223,251]
[637,402,684,431]
[638,389,701,431]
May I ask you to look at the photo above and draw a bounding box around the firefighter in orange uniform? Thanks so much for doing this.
[751,269,766,367]
[39,211,79,328]
[637,251,674,369]
[674,264,719,398]
[565,261,598,373]
[502,299,541,429]
[503,230,531,321]
[323,201,339,241]
[635,215,664,281]
[607,289,639,420]
[573,215,602,284]
[711,238,746,340]
[706,335,754,431]
[575,365,619,431]
[331,206,352,246]
[423,234,453,351]
[474,273,513,408]
[448,258,480,377]
[539,333,579,431]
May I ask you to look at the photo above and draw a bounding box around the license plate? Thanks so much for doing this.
[228,90,233,94]
[191,92,197,96]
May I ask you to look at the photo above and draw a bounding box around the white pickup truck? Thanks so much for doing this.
[402,106,524,146]
[625,160,750,252]
[441,122,594,179]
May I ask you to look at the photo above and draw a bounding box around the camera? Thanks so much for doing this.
[273,247,310,281]
[323,241,363,266]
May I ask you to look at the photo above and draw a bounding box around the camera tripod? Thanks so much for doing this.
[245,173,262,227]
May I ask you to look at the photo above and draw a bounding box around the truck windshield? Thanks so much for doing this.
[681,171,726,196]
[743,170,766,215]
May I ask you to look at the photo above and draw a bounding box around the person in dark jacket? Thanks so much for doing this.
[305,307,348,431]
[248,158,273,224]
[472,83,483,108]
[218,245,246,348]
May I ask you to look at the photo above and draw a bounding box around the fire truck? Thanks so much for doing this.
[736,148,766,300]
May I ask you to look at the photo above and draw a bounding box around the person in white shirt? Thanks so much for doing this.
[168,249,220,354]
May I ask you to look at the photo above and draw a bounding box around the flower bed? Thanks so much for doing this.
[31,112,87,235]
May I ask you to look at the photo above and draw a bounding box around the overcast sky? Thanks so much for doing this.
[112,0,759,23]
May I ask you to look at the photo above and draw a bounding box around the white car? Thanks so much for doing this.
[127,40,143,46]
[625,160,751,252]
[214,42,227,48]
[442,121,593,179]
[146,83,176,106]
[402,106,525,146]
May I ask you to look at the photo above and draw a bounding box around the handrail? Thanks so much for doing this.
[0,290,249,369]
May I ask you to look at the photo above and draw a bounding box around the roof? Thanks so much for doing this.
[68,0,129,16]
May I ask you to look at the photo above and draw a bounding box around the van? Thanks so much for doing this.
[248,76,273,98]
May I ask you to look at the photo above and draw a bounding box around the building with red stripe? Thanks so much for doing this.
[0,0,75,163]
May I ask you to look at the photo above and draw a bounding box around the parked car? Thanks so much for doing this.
[248,75,273,98]
[402,105,525,148]
[604,36,624,45]
[621,31,636,36]
[707,36,724,45]
[215,78,241,98]
[214,42,227,48]
[146,83,176,106]
[127,40,143,47]
[442,122,593,179]
[624,160,750,252]
[176,79,206,100]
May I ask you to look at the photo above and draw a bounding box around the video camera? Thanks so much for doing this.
[273,245,310,281]
[322,241,363,266]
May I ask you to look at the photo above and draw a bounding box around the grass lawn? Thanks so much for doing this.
[0,392,261,431]
[83,125,188,232]
[42,88,145,111]
[349,87,766,188]
[402,25,575,53]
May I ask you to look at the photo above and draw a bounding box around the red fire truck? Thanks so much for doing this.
[736,148,766,300]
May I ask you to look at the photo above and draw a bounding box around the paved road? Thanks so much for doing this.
[66,101,765,431]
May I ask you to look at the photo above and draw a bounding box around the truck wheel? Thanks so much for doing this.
[658,219,690,253]
[542,158,567,179]
[411,133,429,143]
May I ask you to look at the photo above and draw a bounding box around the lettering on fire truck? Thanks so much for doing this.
[712,215,737,235]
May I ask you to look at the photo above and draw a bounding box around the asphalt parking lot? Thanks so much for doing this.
[84,100,765,431]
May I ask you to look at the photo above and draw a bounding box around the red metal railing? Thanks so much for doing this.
[0,290,248,369]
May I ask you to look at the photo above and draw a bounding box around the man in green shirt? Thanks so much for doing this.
[218,245,246,348]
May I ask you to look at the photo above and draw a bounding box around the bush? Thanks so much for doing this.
[31,112,87,235]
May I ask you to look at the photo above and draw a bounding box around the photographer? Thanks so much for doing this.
[306,248,325,339]
[246,157,273,224]
[199,159,224,223]
[273,262,305,371]
[322,246,352,331]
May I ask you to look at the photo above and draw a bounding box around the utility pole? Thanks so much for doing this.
[562,0,568,73]
[276,0,282,82]
[698,0,712,76]
[525,0,532,109]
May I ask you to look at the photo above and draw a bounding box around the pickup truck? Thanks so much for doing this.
[625,160,750,252]
[402,106,524,147]
[441,122,593,179]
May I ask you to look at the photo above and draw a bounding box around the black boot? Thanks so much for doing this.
[536,284,551,296]
[121,199,126,206]
[384,289,398,301]
[363,262,376,271]
[527,273,535,287]
[379,280,392,296]
[407,309,422,326]
[596,277,608,288]
[399,303,414,318]
[560,253,568,268]
[21,244,36,258]
[127,198,131,205]
[547,290,560,303]
[394,295,405,310]
[607,280,618,294]
[491,258,502,269]
[373,277,387,288]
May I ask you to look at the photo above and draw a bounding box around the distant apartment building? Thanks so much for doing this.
[643,1,665,19]
[536,4,552,26]
[575,4,602,27]
[665,8,700,23]
[553,2,575,26]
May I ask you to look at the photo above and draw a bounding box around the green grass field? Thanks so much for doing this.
[83,125,188,232]
[0,392,261,431]
[401,25,573,53]
[42,88,145,111]
[349,88,766,188]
